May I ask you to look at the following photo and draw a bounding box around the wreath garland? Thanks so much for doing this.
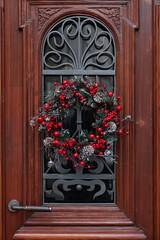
[30,76,131,169]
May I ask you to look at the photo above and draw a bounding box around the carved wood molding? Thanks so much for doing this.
[18,0,138,31]
[38,8,61,32]
[13,226,146,240]
[26,0,132,5]
[93,7,120,32]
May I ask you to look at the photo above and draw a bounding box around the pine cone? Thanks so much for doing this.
[82,145,95,157]
[52,110,60,118]
[43,137,53,148]
[64,89,74,99]
[93,92,105,103]
[91,102,98,108]
[68,98,76,106]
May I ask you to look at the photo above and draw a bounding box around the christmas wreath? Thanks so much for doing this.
[30,76,131,169]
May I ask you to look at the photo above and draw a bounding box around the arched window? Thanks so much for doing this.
[42,16,116,204]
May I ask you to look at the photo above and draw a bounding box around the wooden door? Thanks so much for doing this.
[0,0,160,239]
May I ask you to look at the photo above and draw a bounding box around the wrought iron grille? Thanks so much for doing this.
[42,16,116,204]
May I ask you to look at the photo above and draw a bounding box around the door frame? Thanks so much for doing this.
[0,0,160,239]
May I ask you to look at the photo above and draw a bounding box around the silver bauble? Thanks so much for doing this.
[30,120,35,127]
[125,115,131,120]
[104,150,111,157]
[48,160,54,168]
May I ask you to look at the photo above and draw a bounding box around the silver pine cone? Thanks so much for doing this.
[93,92,105,103]
[82,145,95,157]
[64,89,74,99]
[43,137,53,148]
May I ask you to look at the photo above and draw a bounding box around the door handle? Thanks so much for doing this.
[8,199,52,212]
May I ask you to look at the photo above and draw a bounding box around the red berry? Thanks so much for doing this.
[59,106,62,110]
[105,110,108,114]
[54,124,58,129]
[109,146,112,149]
[57,122,62,127]
[69,81,74,86]
[98,127,103,132]
[60,85,64,89]
[115,119,119,123]
[80,96,85,100]
[63,150,67,155]
[97,109,101,112]
[44,115,47,118]
[117,96,120,100]
[77,146,81,150]
[84,82,87,86]
[108,92,113,97]
[83,101,87,105]
[96,135,100,140]
[80,161,85,166]
[72,138,76,143]
[104,124,108,128]
[117,106,121,111]
[63,80,68,85]
[58,149,63,155]
[74,153,79,158]
[75,92,79,97]
[94,83,99,87]
[54,140,59,145]
[41,121,46,126]
[100,132,103,135]
[66,157,69,161]
[99,151,104,156]
[65,84,68,87]
[126,131,130,135]
[104,103,107,106]
[38,117,43,122]
[65,103,69,108]
[118,130,123,135]
[49,102,52,105]
[74,164,77,168]
[89,86,94,91]
[69,143,73,147]
[33,124,36,128]
[74,90,76,93]
[90,134,95,139]
[88,165,91,169]
[54,131,59,137]
[54,82,57,85]
[103,86,106,89]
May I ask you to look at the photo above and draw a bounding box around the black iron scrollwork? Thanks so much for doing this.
[43,16,115,71]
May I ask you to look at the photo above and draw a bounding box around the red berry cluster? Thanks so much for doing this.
[104,110,117,123]
[91,139,107,151]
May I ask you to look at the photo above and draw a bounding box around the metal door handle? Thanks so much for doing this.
[8,199,52,212]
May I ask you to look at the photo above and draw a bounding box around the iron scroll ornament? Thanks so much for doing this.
[43,16,115,72]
